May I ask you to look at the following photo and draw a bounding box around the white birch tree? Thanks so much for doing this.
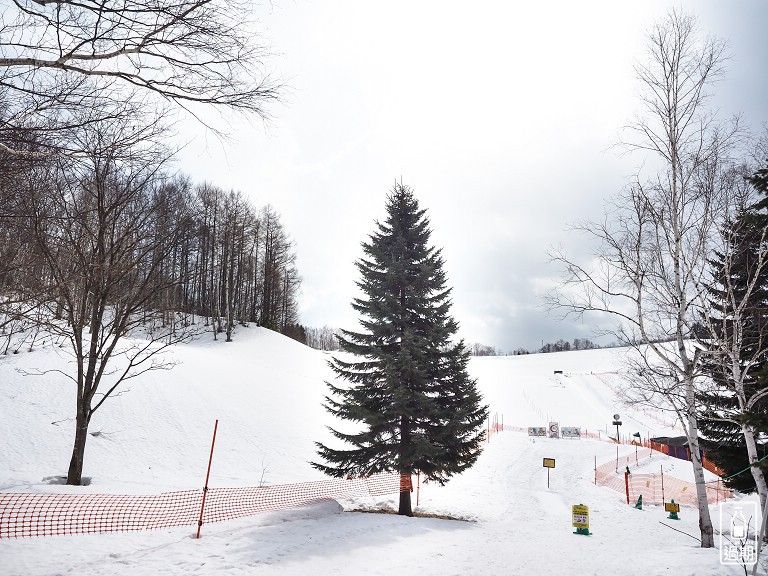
[547,9,739,547]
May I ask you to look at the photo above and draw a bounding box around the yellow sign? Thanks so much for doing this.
[664,502,680,513]
[572,504,589,529]
[543,458,556,468]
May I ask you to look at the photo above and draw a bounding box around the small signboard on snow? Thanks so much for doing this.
[572,504,589,529]
[543,458,556,468]
[548,422,560,438]
[561,427,581,438]
[528,427,547,437]
[665,502,680,513]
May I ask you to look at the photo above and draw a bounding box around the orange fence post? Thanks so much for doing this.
[625,471,630,505]
[660,464,665,505]
[196,419,219,539]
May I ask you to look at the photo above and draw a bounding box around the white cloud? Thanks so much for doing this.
[175,0,768,352]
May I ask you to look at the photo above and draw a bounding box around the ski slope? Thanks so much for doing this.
[0,327,753,575]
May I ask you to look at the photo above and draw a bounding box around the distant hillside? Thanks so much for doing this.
[0,328,681,495]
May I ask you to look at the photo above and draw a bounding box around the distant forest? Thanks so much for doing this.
[300,330,616,357]
[0,148,301,345]
[478,338,615,356]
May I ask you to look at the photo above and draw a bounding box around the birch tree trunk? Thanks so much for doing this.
[685,379,714,547]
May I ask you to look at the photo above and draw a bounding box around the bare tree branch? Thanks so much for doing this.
[0,0,281,156]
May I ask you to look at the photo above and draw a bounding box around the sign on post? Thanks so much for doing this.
[543,457,555,488]
[548,422,560,438]
[528,427,547,437]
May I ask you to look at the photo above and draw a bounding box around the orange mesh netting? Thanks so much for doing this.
[594,448,731,507]
[0,473,400,539]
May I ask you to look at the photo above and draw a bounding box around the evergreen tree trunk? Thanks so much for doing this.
[399,415,413,516]
[398,475,413,517]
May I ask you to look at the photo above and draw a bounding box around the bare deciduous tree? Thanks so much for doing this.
[547,9,739,547]
[21,115,199,485]
[305,325,340,351]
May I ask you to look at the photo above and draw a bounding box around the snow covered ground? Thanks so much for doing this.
[0,327,759,575]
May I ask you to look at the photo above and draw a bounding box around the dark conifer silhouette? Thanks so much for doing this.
[312,183,487,516]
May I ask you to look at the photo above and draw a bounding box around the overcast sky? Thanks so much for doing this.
[174,1,767,353]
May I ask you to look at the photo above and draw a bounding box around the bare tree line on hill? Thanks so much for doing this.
[0,158,301,345]
[0,0,286,485]
[464,337,608,356]
[0,122,301,484]
[304,325,341,351]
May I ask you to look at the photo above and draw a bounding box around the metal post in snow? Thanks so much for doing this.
[660,464,665,504]
[196,419,219,539]
[416,472,421,507]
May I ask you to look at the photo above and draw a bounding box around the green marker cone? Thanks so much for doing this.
[634,494,642,510]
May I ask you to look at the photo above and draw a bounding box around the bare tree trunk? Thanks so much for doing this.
[66,410,90,486]
[685,382,714,547]
[743,424,768,512]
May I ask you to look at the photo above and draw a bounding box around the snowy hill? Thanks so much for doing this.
[0,328,750,575]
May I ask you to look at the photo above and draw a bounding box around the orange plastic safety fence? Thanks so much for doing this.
[0,473,401,539]
[486,409,730,508]
[594,448,731,507]
[703,456,726,477]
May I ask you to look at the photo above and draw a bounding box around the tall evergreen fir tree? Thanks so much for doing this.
[699,161,768,491]
[312,183,488,516]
